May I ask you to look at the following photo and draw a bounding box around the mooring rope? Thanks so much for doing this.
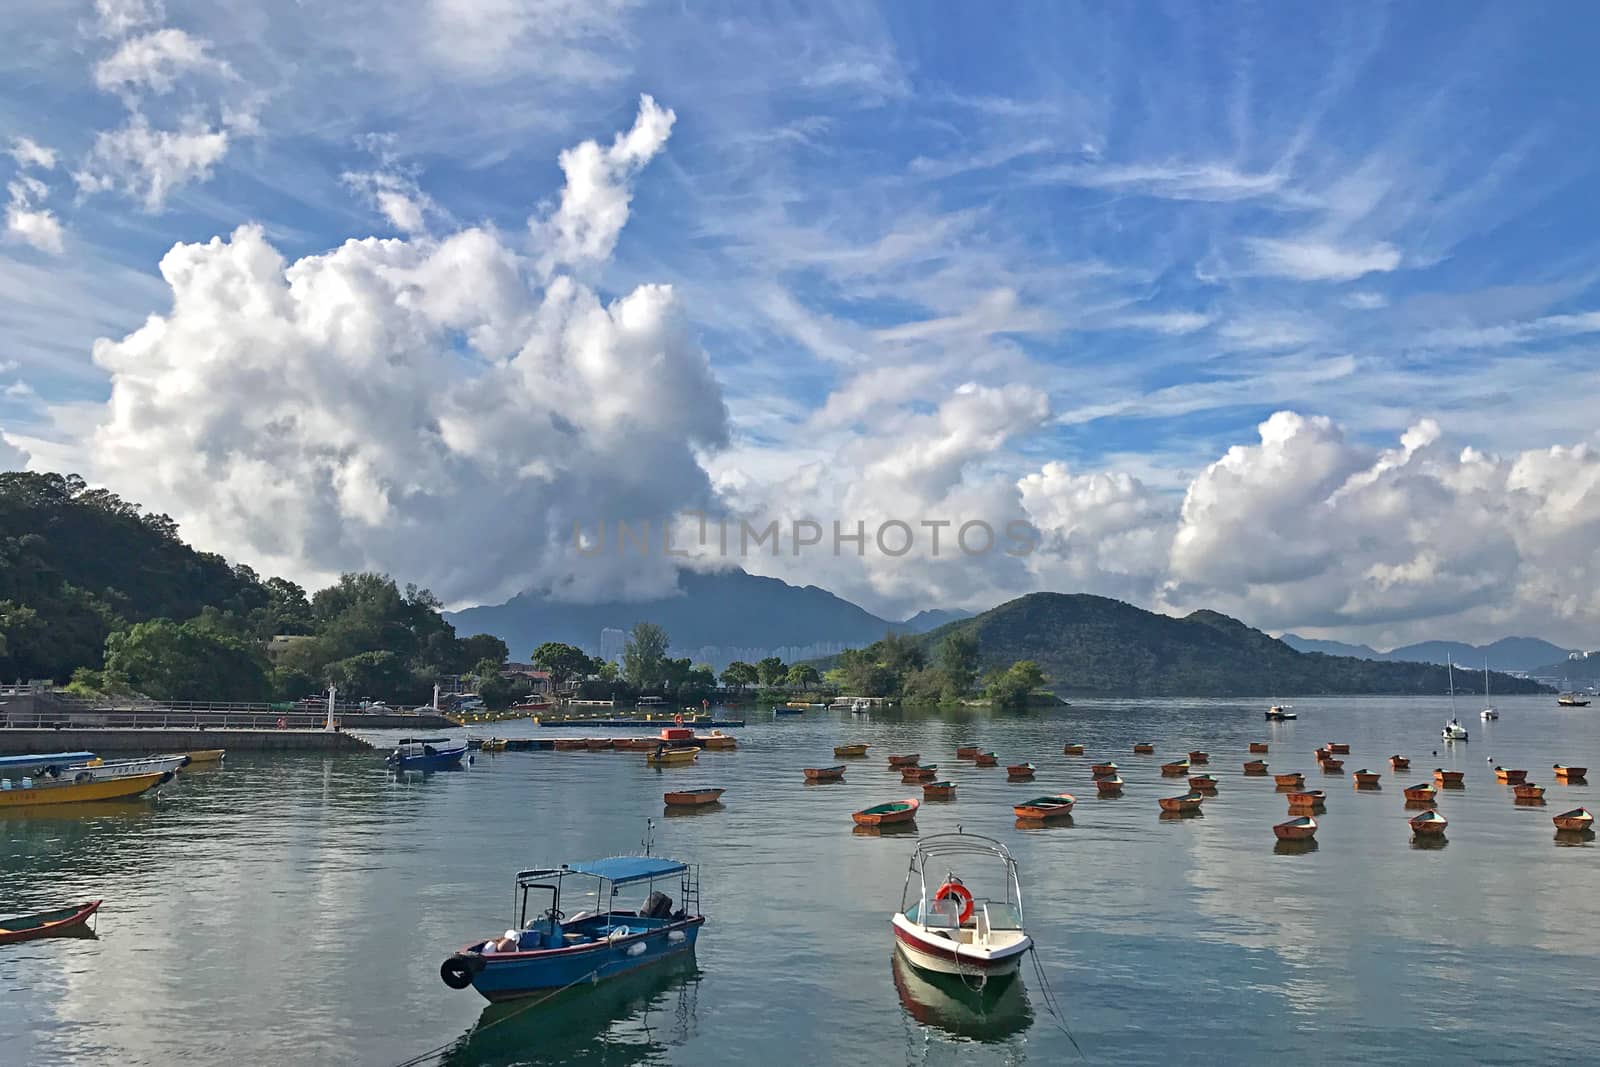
[390,965,603,1067]
[1028,945,1089,1062]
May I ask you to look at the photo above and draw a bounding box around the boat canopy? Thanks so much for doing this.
[0,751,96,769]
[517,856,687,887]
[397,737,454,745]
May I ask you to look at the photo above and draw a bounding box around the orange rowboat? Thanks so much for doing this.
[1133,743,1156,754]
[1090,762,1118,778]
[887,753,922,768]
[1006,763,1036,780]
[923,781,957,800]
[1095,776,1124,795]
[853,798,919,827]
[900,766,939,783]
[663,787,725,806]
[1160,760,1190,776]
[1326,743,1351,755]
[1554,764,1588,781]
[955,746,981,760]
[1320,758,1345,772]
[1062,742,1085,756]
[1189,774,1219,791]
[1158,792,1205,813]
[1352,769,1381,787]
[1274,773,1304,788]
[1274,816,1317,841]
[1513,782,1545,800]
[1390,755,1410,770]
[974,752,999,767]
[1286,790,1326,808]
[1403,784,1437,802]
[1187,751,1209,764]
[1493,766,1527,784]
[1433,769,1465,787]
[1013,793,1076,819]
[1243,760,1269,775]
[805,766,847,782]
[1552,807,1594,831]
[1248,743,1269,754]
[1409,809,1448,835]
[834,744,869,758]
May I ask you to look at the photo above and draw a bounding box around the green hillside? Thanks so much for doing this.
[916,592,1550,697]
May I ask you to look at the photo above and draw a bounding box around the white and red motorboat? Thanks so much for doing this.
[891,833,1033,980]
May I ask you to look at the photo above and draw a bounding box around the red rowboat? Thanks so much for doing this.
[1095,776,1124,795]
[1273,816,1317,841]
[1403,783,1437,802]
[1513,782,1545,800]
[1187,751,1209,764]
[1552,807,1594,831]
[1390,755,1410,769]
[923,781,957,800]
[663,787,725,806]
[1320,758,1345,772]
[853,798,920,827]
[1006,762,1036,780]
[1554,764,1588,781]
[1326,743,1351,755]
[887,753,922,768]
[1090,762,1118,778]
[1433,769,1464,787]
[1274,772,1304,787]
[1158,792,1204,813]
[1286,790,1325,808]
[955,746,980,760]
[1409,809,1448,835]
[1133,743,1156,754]
[974,752,999,767]
[1062,742,1085,755]
[1243,760,1268,775]
[804,766,846,782]
[1160,760,1190,776]
[1189,774,1219,791]
[0,900,101,945]
[1352,769,1381,787]
[1248,743,1269,754]
[1493,766,1527,784]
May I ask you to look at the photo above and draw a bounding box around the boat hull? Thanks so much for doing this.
[805,767,847,782]
[854,800,919,826]
[0,771,171,808]
[891,915,1031,978]
[834,745,869,758]
[663,789,724,806]
[458,918,703,1002]
[0,900,101,944]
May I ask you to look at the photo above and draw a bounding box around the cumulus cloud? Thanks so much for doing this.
[94,28,232,95]
[93,0,165,38]
[0,428,29,472]
[6,176,64,254]
[534,93,675,276]
[1246,236,1402,281]
[76,115,231,211]
[10,137,57,170]
[78,97,725,607]
[341,168,441,235]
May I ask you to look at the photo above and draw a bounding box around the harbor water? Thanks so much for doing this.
[2,695,1596,1065]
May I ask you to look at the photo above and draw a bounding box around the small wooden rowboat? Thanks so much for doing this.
[1133,743,1156,754]
[1189,774,1220,791]
[1326,743,1351,755]
[698,732,738,750]
[834,744,869,758]
[1160,760,1190,776]
[1403,783,1438,802]
[1014,793,1076,819]
[923,781,957,800]
[1090,762,1118,778]
[853,798,919,827]
[184,749,226,763]
[1187,751,1209,764]
[1274,772,1305,788]
[1095,775,1125,795]
[1513,782,1545,800]
[1274,816,1317,841]
[1006,762,1036,780]
[1314,747,1333,762]
[805,766,847,782]
[955,746,981,760]
[1286,790,1326,808]
[1552,807,1595,831]
[1493,766,1528,784]
[901,765,939,783]
[1248,742,1270,754]
[1410,809,1448,835]
[887,753,922,768]
[974,752,999,767]
[1243,760,1269,775]
[1062,742,1085,755]
[664,787,725,806]
[1390,755,1410,770]
[553,738,587,751]
[1433,768,1465,787]
[1320,758,1345,772]
[646,746,701,766]
[1159,792,1205,814]
[1352,769,1381,787]
[1554,764,1588,781]
[0,900,101,945]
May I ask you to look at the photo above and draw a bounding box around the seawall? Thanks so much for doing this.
[0,728,372,755]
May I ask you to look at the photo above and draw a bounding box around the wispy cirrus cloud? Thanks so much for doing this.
[1245,236,1401,281]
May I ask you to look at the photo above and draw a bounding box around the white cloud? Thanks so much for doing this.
[534,93,675,276]
[93,0,164,38]
[1246,236,1401,281]
[4,381,37,399]
[1115,311,1212,335]
[94,28,232,95]
[10,138,57,170]
[73,97,728,607]
[1420,309,1600,350]
[1035,161,1295,203]
[5,177,64,254]
[341,169,441,235]
[1217,315,1318,350]
[1342,291,1388,310]
[0,427,29,472]
[77,115,230,211]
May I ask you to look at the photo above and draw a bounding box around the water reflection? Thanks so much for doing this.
[1273,838,1319,856]
[1553,829,1596,847]
[891,952,1032,1042]
[443,958,700,1067]
[1410,835,1450,851]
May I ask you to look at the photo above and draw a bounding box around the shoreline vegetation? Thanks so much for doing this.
[1,470,1555,710]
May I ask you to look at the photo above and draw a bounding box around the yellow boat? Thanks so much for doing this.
[0,771,171,809]
[646,746,701,766]
[184,749,226,764]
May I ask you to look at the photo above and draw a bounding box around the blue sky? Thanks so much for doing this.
[3,1,1599,648]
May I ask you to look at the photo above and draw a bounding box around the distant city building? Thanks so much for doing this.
[500,664,553,696]
[600,628,626,663]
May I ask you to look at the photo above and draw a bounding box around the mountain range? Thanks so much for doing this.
[445,568,962,668]
[1278,634,1575,673]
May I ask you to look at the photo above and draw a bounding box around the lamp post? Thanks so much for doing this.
[325,685,337,733]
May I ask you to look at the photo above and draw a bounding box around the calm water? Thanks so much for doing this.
[3,696,1597,1065]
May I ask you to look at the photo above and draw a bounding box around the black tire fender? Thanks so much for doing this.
[440,954,483,990]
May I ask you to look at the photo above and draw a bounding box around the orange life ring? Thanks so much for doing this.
[674,713,684,727]
[934,880,974,924]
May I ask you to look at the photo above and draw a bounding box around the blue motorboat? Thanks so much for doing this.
[386,736,467,771]
[773,705,804,716]
[440,855,705,1002]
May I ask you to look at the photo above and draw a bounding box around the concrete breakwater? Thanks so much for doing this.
[0,727,372,755]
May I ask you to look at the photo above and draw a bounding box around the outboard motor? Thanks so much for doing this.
[642,891,674,919]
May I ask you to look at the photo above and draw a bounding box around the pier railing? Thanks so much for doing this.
[0,691,444,731]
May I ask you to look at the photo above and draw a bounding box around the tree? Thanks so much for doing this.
[104,618,271,702]
[323,650,412,701]
[756,655,788,687]
[876,632,926,676]
[786,663,820,689]
[459,633,509,670]
[622,622,670,689]
[597,660,619,683]
[720,661,757,693]
[986,660,1047,709]
[532,641,597,687]
[936,630,981,696]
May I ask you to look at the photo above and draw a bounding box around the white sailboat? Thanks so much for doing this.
[1481,659,1498,720]
[1442,658,1469,741]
